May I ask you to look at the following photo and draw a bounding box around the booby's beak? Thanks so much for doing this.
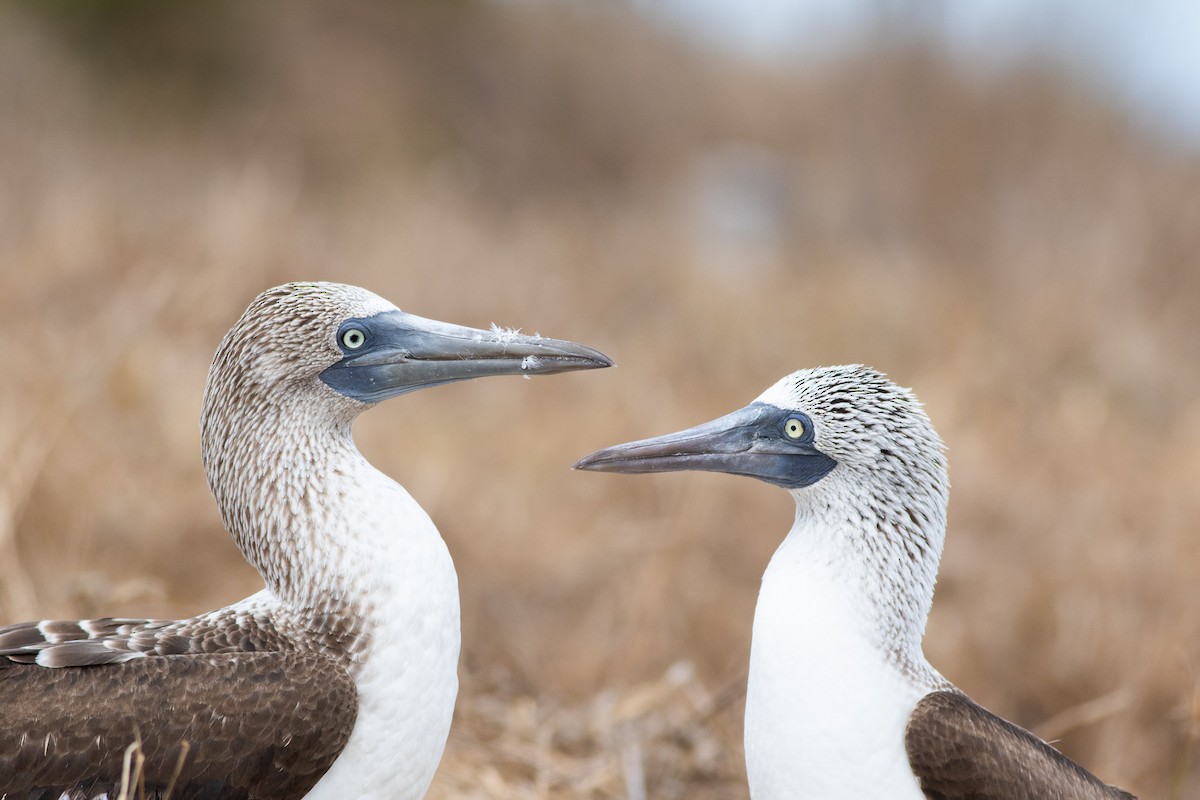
[320,310,613,403]
[574,402,837,490]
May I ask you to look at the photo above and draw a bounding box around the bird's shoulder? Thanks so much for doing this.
[905,689,1136,800]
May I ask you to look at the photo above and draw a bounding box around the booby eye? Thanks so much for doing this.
[783,417,806,440]
[341,328,367,350]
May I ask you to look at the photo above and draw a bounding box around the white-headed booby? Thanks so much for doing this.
[576,365,1135,800]
[0,282,612,799]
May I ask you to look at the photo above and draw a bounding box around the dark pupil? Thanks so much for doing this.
[346,331,361,346]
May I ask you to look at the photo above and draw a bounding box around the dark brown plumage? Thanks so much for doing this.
[0,652,356,799]
[905,691,1136,800]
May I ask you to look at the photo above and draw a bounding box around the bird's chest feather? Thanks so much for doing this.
[744,544,926,800]
[304,489,461,800]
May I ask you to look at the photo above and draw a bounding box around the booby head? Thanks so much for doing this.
[575,364,945,505]
[203,282,612,426]
[199,281,612,598]
[575,365,950,644]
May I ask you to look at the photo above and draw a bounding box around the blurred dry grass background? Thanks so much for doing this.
[0,1,1197,797]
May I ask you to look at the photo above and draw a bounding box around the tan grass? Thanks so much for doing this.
[0,2,1197,797]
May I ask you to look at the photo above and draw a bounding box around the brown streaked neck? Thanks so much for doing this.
[201,384,365,611]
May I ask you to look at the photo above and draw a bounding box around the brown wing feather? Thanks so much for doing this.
[0,614,293,668]
[0,652,357,799]
[905,690,1135,800]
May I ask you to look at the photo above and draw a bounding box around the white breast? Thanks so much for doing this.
[744,528,926,800]
[304,472,461,800]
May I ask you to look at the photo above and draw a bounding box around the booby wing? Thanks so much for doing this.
[0,651,356,799]
[905,690,1136,800]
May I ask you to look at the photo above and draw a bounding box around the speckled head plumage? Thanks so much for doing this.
[203,282,397,427]
[214,282,395,385]
[754,366,949,531]
[755,365,944,480]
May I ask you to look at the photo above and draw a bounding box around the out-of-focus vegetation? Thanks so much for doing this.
[0,1,1197,797]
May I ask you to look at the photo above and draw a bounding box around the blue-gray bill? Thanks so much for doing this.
[321,309,612,403]
[573,402,836,490]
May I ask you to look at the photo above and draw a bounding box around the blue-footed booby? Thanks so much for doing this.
[576,365,1135,800]
[0,282,612,799]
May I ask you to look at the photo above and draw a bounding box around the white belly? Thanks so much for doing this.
[744,542,926,800]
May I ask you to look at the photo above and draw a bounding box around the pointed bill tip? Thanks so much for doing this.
[572,451,606,471]
[519,339,614,375]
